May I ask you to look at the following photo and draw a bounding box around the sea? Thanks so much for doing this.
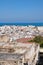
[0,22,43,26]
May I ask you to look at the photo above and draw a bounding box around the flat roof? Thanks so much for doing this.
[0,53,23,61]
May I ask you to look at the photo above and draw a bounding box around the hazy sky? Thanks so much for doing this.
[0,0,43,23]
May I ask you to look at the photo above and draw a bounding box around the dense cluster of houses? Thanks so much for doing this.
[0,25,40,65]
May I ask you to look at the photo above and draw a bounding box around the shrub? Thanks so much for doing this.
[29,36,43,48]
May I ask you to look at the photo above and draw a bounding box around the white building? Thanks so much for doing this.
[0,40,40,65]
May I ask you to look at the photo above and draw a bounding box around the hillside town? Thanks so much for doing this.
[0,25,43,65]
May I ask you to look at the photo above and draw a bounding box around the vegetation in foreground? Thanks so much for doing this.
[29,36,43,48]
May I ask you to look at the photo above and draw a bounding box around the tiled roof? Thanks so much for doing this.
[16,38,33,44]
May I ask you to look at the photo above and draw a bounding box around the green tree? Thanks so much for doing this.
[29,36,43,48]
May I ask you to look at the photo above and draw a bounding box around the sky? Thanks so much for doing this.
[0,0,43,23]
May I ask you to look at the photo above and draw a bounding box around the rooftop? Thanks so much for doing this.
[0,53,23,61]
[16,38,33,44]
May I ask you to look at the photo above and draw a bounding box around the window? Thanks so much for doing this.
[14,61,16,63]
[20,61,22,63]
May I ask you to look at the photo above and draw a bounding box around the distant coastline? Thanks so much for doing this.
[0,22,43,26]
